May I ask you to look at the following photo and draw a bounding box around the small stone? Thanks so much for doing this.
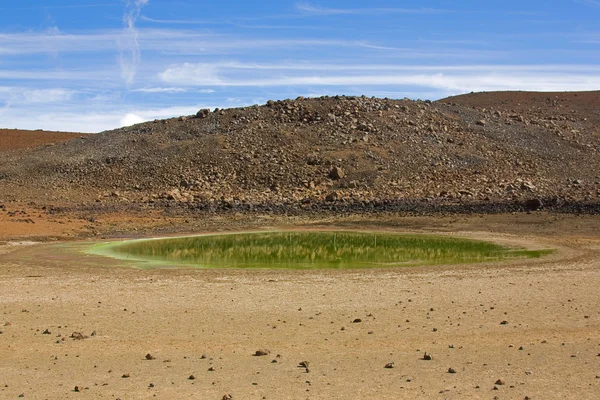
[188,374,196,380]
[148,383,155,388]
[145,353,156,360]
[500,321,508,325]
[42,329,51,335]
[448,368,456,374]
[352,318,362,323]
[476,119,486,126]
[208,367,215,371]
[73,386,80,392]
[200,354,207,359]
[495,378,505,385]
[299,361,310,368]
[122,373,130,378]
[71,332,87,340]
[254,349,270,356]
[329,166,345,180]
[384,362,395,369]
[423,352,432,360]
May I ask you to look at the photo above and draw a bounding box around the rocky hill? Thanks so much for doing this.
[1,92,599,214]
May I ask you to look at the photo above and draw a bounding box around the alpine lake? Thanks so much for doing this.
[88,231,552,270]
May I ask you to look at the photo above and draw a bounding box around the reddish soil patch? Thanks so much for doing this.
[442,90,600,124]
[0,129,87,152]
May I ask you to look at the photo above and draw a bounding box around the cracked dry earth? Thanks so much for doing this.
[0,214,599,400]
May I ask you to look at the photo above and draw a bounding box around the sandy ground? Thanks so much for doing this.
[0,213,599,399]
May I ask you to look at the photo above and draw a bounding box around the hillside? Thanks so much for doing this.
[0,92,599,214]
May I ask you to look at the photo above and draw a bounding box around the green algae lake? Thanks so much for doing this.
[88,231,552,270]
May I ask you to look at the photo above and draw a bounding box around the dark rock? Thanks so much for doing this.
[195,109,210,119]
[254,349,270,356]
[329,166,345,180]
[325,192,338,202]
[384,362,395,369]
[145,353,156,360]
[423,352,432,360]
[524,198,543,211]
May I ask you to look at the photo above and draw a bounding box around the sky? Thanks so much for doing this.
[0,0,599,133]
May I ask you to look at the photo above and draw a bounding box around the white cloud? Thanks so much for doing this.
[0,104,217,133]
[159,62,600,92]
[131,87,188,93]
[119,0,149,85]
[120,113,146,127]
[575,0,600,7]
[0,87,75,104]
[296,2,447,15]
[159,63,223,85]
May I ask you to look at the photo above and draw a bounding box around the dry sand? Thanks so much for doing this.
[0,213,599,399]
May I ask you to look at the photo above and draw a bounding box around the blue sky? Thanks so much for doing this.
[0,0,599,132]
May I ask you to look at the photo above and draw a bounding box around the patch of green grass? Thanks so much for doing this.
[88,231,553,270]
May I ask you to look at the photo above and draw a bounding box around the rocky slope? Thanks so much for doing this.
[1,92,599,214]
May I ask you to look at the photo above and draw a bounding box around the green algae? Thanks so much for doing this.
[88,231,552,270]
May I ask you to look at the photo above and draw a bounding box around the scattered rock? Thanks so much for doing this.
[495,378,505,385]
[329,166,345,180]
[500,321,509,325]
[325,192,338,202]
[195,109,210,119]
[352,318,362,323]
[476,119,486,126]
[448,368,456,374]
[254,349,270,356]
[188,374,195,380]
[42,329,51,335]
[145,353,156,360]
[384,362,395,369]
[70,332,88,340]
[423,352,432,361]
[121,373,130,378]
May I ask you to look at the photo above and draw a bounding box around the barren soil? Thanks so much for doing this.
[0,129,86,152]
[1,213,599,399]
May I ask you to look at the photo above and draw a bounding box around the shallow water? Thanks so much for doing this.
[90,231,551,269]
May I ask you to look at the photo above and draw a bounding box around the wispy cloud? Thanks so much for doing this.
[296,2,448,16]
[119,0,149,86]
[0,87,75,104]
[575,0,600,7]
[131,87,188,93]
[140,15,222,25]
[0,3,118,11]
[159,62,600,92]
